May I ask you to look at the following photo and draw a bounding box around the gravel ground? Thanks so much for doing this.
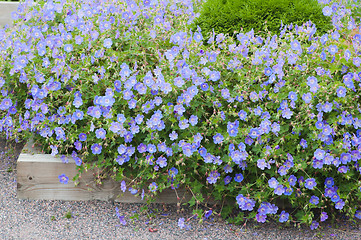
[1,137,361,240]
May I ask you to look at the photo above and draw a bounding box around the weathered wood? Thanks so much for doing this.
[17,153,191,203]
[0,2,18,27]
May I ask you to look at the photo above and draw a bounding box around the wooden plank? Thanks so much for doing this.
[17,153,191,203]
[0,2,19,27]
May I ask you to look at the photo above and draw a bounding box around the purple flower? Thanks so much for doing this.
[288,175,297,186]
[355,211,361,220]
[178,217,186,229]
[115,207,126,225]
[274,185,285,195]
[320,212,328,222]
[63,44,73,53]
[104,38,113,48]
[310,196,319,205]
[324,177,334,188]
[268,177,278,189]
[169,167,178,178]
[279,211,289,223]
[189,115,198,126]
[305,178,317,190]
[207,171,220,184]
[58,174,69,184]
[204,210,212,219]
[335,199,345,210]
[336,86,346,98]
[314,149,325,160]
[156,156,167,168]
[121,180,126,192]
[249,128,259,139]
[288,91,297,101]
[213,133,224,144]
[95,128,106,139]
[149,182,158,192]
[310,221,319,230]
[300,139,308,149]
[91,143,102,155]
[238,110,247,121]
[234,173,244,183]
[302,93,312,104]
[224,176,232,185]
[256,213,267,223]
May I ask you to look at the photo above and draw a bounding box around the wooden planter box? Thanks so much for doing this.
[17,139,191,203]
[0,2,19,27]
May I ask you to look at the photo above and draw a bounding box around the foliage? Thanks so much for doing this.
[1,0,361,230]
[191,0,333,38]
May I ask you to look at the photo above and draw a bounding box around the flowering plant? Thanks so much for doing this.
[1,0,361,229]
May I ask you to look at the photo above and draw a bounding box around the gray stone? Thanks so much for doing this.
[0,2,19,27]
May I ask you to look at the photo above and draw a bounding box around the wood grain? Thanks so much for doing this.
[17,153,191,203]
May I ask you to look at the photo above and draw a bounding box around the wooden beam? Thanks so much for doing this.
[17,153,191,203]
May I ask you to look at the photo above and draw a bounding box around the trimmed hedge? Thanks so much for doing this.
[191,0,333,38]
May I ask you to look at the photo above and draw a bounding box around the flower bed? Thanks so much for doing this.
[1,0,361,228]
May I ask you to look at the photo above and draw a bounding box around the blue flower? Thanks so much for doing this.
[268,177,278,189]
[310,195,319,205]
[121,180,126,192]
[310,221,319,230]
[149,182,158,192]
[118,144,127,155]
[179,119,189,130]
[147,144,157,153]
[274,185,285,195]
[256,213,267,223]
[115,207,127,225]
[335,199,345,210]
[328,45,338,55]
[355,211,361,220]
[314,149,325,160]
[178,217,186,229]
[233,173,243,183]
[95,128,106,139]
[238,110,247,121]
[288,91,298,101]
[324,177,334,188]
[300,139,308,149]
[290,40,302,52]
[340,153,351,164]
[189,115,198,126]
[249,128,259,139]
[74,156,82,166]
[104,38,113,48]
[64,44,73,53]
[207,171,220,184]
[320,212,328,222]
[336,86,347,98]
[156,156,167,168]
[169,167,178,178]
[193,32,203,42]
[224,176,232,185]
[213,133,224,144]
[91,143,102,155]
[58,174,69,184]
[305,178,317,190]
[322,6,332,16]
[279,211,289,223]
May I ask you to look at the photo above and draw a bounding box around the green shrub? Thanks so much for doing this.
[1,0,361,229]
[191,0,333,38]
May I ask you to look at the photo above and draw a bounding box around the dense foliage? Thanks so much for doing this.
[1,0,361,229]
[191,0,333,38]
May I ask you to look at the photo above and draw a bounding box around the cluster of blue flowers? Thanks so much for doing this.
[0,0,361,228]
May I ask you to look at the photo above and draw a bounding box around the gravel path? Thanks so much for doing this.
[1,137,361,240]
